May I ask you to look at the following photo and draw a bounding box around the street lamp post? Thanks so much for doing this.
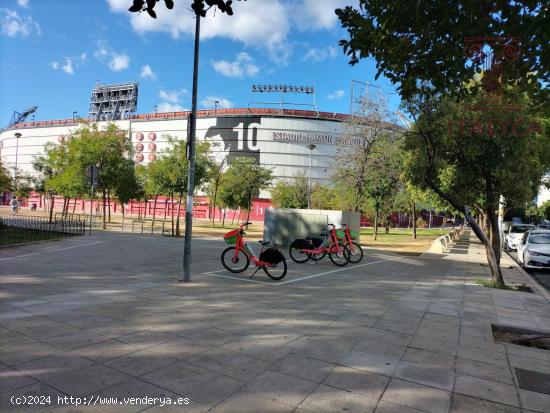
[14,133,21,192]
[72,111,77,122]
[307,144,316,209]
[214,100,219,114]
[182,13,201,283]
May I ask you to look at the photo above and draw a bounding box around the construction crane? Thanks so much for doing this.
[9,106,38,127]
[394,110,412,128]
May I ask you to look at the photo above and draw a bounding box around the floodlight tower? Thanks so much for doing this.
[250,84,318,114]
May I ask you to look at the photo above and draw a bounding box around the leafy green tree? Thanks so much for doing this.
[541,201,550,221]
[223,157,273,223]
[271,172,309,209]
[403,93,550,287]
[0,159,13,193]
[336,1,548,104]
[206,157,226,227]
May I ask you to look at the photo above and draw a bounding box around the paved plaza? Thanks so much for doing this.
[1,231,550,413]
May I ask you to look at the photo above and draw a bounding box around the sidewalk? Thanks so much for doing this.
[1,231,549,412]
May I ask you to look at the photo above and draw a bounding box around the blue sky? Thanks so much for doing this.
[0,0,402,126]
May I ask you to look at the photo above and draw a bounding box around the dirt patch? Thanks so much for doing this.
[492,324,550,350]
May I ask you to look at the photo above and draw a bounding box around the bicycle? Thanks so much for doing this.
[221,222,288,280]
[288,224,351,266]
[339,224,364,264]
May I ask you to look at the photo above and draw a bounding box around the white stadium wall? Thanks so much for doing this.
[0,109,359,198]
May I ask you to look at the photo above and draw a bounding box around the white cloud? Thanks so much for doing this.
[159,89,185,103]
[291,0,353,31]
[94,43,109,58]
[79,52,87,62]
[1,8,41,38]
[327,89,345,100]
[17,0,29,9]
[109,52,130,71]
[303,46,338,62]
[140,64,156,80]
[212,52,259,78]
[50,61,59,70]
[201,96,233,109]
[62,59,74,75]
[157,102,186,112]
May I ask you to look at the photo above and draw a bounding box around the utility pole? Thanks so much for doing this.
[182,13,201,282]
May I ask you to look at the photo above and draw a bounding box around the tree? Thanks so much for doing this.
[402,93,550,287]
[336,1,549,104]
[541,201,550,221]
[206,157,226,227]
[334,96,401,212]
[0,160,13,193]
[271,172,309,209]
[223,157,272,223]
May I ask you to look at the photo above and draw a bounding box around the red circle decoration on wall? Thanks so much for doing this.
[135,154,144,162]
[58,135,65,143]
[135,132,144,141]
[135,143,144,152]
[148,153,157,161]
[148,132,156,141]
[148,143,156,151]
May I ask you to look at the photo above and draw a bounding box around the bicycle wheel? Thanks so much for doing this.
[263,258,287,280]
[289,241,310,263]
[347,241,364,264]
[221,247,250,273]
[308,251,326,261]
[328,243,351,267]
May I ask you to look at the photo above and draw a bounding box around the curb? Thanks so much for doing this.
[505,250,550,304]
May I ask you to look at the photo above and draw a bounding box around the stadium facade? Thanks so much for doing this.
[0,108,358,198]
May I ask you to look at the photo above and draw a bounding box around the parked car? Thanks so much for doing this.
[505,224,536,251]
[517,230,550,269]
[538,223,550,230]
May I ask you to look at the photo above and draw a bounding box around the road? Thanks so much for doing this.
[508,250,550,292]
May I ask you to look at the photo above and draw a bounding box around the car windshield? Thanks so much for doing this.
[510,226,534,233]
[529,234,550,244]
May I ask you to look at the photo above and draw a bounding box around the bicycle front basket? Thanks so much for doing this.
[336,229,345,240]
[259,248,285,264]
[350,230,359,240]
[223,229,239,245]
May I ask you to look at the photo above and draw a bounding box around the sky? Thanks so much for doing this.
[0,0,402,127]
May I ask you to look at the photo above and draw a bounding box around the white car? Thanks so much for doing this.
[517,230,550,269]
[505,224,536,251]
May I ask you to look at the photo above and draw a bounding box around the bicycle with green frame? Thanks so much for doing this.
[221,222,288,280]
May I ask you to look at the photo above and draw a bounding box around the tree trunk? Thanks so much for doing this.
[102,189,106,229]
[72,198,77,214]
[107,190,111,223]
[222,208,226,226]
[465,206,504,287]
[49,194,54,224]
[231,209,237,225]
[373,206,379,241]
[212,185,219,228]
[121,202,125,219]
[412,202,417,240]
[245,195,252,224]
[175,192,183,237]
[486,205,501,264]
[152,195,158,227]
[171,192,174,236]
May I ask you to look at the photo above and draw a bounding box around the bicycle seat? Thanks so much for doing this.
[258,240,270,246]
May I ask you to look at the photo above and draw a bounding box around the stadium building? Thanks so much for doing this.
[0,107,358,198]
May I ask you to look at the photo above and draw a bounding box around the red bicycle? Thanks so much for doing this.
[221,222,287,280]
[288,224,351,266]
[340,224,364,263]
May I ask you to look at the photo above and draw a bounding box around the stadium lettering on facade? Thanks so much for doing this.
[272,131,367,148]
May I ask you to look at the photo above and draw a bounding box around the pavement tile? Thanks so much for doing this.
[453,374,520,407]
[457,344,508,366]
[116,331,174,349]
[393,361,454,391]
[380,378,451,413]
[455,357,513,385]
[374,400,428,413]
[365,328,413,346]
[0,340,60,367]
[102,348,179,377]
[46,364,130,397]
[322,365,389,399]
[0,366,38,394]
[401,348,455,371]
[291,336,357,364]
[519,389,550,413]
[299,384,378,413]
[353,338,407,359]
[450,393,520,413]
[209,390,295,413]
[68,340,139,363]
[243,370,317,407]
[341,351,400,376]
[270,353,334,383]
[507,354,550,374]
[185,352,268,381]
[408,336,458,356]
[14,354,94,381]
